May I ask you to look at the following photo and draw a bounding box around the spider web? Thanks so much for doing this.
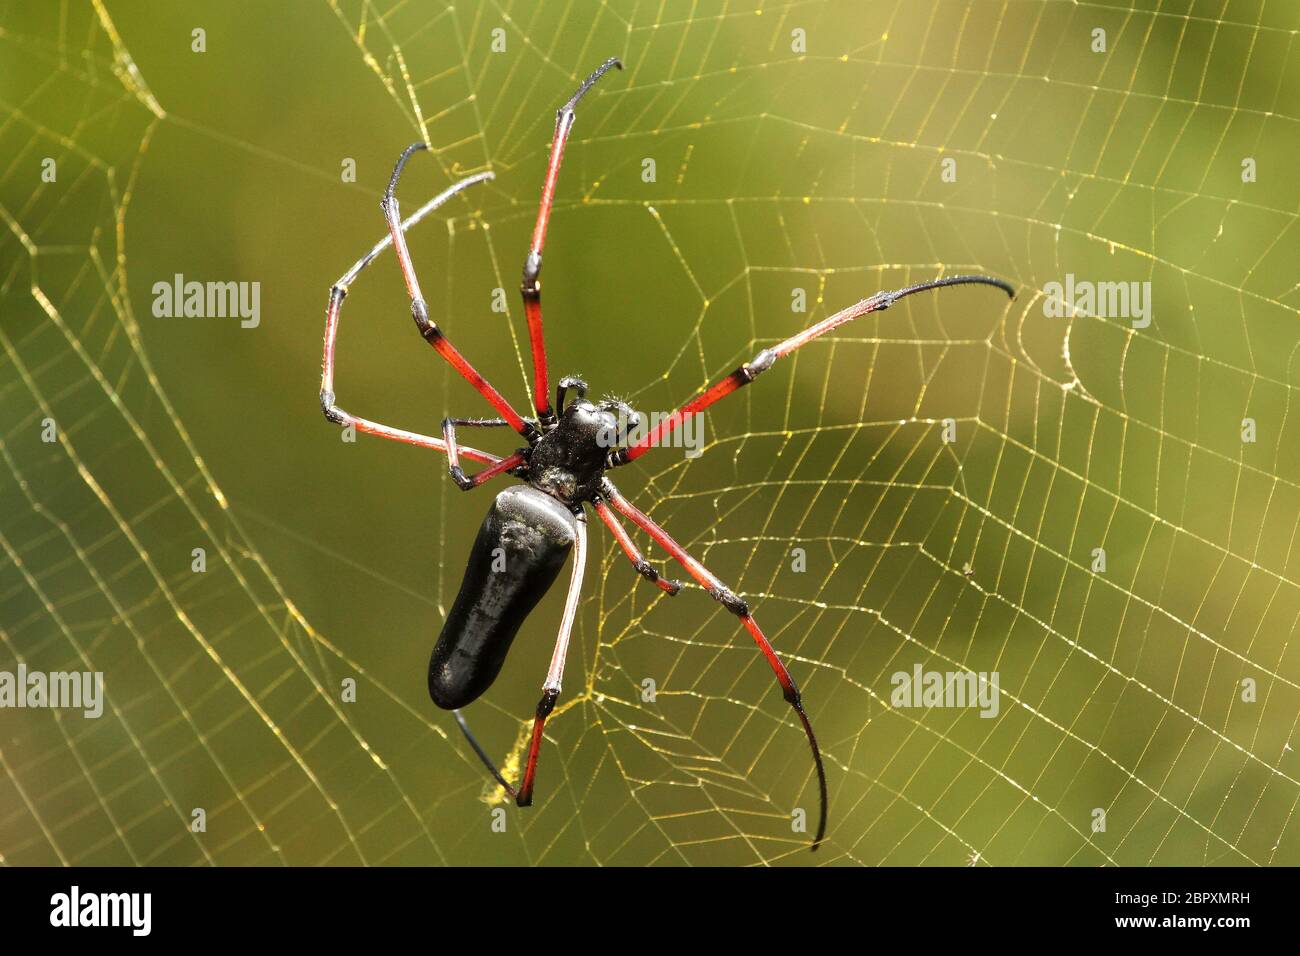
[0,0,1297,866]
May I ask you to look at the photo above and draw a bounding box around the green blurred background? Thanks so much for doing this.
[0,1,1296,865]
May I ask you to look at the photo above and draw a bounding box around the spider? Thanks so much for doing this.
[319,57,1014,851]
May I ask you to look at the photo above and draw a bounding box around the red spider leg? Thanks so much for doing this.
[381,145,537,441]
[522,56,623,427]
[441,417,527,489]
[609,274,1015,466]
[592,499,681,595]
[600,478,828,850]
[515,509,589,806]
[320,172,502,469]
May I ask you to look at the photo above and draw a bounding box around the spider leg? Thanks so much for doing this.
[593,496,681,595]
[522,57,623,428]
[453,709,519,798]
[599,478,828,850]
[451,508,589,807]
[319,172,500,467]
[516,508,588,806]
[555,375,588,416]
[441,417,527,490]
[607,274,1015,467]
[382,145,538,442]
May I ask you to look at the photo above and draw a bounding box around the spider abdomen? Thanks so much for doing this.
[428,485,577,710]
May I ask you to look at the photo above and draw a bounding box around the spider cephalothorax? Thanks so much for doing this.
[525,385,628,506]
[319,55,1014,850]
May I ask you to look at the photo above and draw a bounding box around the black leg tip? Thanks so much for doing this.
[385,142,431,202]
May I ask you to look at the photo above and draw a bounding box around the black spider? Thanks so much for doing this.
[320,57,1014,850]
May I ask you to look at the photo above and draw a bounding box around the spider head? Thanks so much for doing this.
[553,396,642,452]
[529,397,626,503]
[596,398,642,445]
